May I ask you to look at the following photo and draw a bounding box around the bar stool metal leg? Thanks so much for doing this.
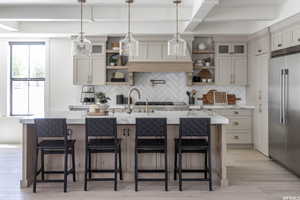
[178,146,182,191]
[41,150,45,181]
[174,145,177,180]
[33,148,39,193]
[135,148,138,192]
[63,148,68,193]
[114,148,118,191]
[204,152,208,179]
[72,147,76,182]
[118,144,123,180]
[88,151,92,179]
[208,148,213,191]
[84,149,88,191]
[165,148,168,191]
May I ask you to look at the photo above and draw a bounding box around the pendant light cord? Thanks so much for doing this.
[128,0,131,42]
[80,0,83,42]
[176,1,179,42]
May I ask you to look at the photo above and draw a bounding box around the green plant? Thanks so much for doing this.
[95,92,111,104]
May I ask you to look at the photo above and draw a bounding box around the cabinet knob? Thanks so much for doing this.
[234,135,239,139]
[234,111,239,115]
[233,121,239,126]
[278,44,282,47]
[298,38,300,42]
[258,50,262,53]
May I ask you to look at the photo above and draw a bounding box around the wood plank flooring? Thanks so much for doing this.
[0,145,300,200]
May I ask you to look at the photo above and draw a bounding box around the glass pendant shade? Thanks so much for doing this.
[72,35,92,56]
[168,34,187,56]
[119,32,139,57]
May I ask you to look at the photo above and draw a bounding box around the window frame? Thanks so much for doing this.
[9,41,46,116]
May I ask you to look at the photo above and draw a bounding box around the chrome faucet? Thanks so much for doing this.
[127,87,141,114]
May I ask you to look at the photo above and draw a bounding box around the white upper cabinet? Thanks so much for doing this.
[216,43,247,56]
[73,55,106,85]
[271,28,293,51]
[216,42,247,86]
[292,25,300,46]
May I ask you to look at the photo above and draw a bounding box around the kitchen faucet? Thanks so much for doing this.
[127,87,141,114]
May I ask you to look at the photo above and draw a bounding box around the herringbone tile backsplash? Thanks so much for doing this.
[95,72,246,105]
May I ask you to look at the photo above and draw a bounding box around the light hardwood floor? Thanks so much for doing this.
[0,145,300,200]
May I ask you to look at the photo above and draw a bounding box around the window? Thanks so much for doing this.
[9,42,46,116]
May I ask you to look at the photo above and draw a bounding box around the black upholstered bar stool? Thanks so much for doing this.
[84,118,122,191]
[174,118,212,191]
[33,118,76,193]
[135,118,168,191]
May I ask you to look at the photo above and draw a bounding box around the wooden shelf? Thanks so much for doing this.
[106,49,120,54]
[106,82,129,85]
[192,50,215,54]
[106,66,128,70]
[194,66,215,70]
[192,82,215,86]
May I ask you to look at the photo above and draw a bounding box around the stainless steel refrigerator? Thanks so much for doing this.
[269,46,300,177]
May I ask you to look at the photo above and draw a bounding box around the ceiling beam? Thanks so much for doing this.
[204,6,278,22]
[0,21,19,31]
[183,0,219,32]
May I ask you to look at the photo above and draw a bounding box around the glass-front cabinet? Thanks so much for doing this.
[216,43,246,56]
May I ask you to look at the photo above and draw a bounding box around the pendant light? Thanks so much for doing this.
[72,0,92,56]
[168,0,187,57]
[119,0,139,57]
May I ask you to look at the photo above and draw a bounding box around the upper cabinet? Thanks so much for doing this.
[73,42,106,85]
[216,43,247,56]
[129,41,191,62]
[215,42,247,86]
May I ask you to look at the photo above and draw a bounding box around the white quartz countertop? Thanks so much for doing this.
[189,105,255,110]
[19,111,229,125]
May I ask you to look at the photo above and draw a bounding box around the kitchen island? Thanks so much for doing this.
[20,110,229,189]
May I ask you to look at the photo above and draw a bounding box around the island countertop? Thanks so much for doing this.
[19,110,229,125]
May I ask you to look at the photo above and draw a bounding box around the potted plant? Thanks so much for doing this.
[94,92,111,112]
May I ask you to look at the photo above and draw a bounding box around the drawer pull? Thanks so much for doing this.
[278,44,282,47]
[258,50,262,53]
[233,121,239,126]
[234,136,239,140]
[234,111,239,115]
[298,38,300,42]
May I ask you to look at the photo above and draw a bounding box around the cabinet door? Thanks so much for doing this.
[216,56,232,85]
[232,56,247,85]
[130,41,148,61]
[91,56,106,85]
[147,42,163,61]
[216,43,231,56]
[162,43,177,61]
[256,36,269,55]
[73,56,91,85]
[232,43,247,56]
[292,25,300,46]
[271,32,283,51]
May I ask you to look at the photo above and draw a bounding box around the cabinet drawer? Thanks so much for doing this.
[226,132,252,144]
[216,109,252,117]
[226,118,251,130]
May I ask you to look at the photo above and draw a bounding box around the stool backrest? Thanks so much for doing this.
[179,118,210,138]
[34,118,67,138]
[85,118,117,137]
[136,118,167,137]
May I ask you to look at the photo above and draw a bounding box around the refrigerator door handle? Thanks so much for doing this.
[280,69,283,124]
[283,69,289,124]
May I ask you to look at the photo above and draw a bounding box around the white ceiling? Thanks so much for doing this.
[0,0,297,36]
[0,0,194,6]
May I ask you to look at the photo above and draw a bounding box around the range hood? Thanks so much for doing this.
[127,61,193,73]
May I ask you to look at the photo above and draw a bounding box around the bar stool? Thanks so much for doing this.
[135,118,168,191]
[33,118,76,193]
[84,118,122,191]
[174,118,212,191]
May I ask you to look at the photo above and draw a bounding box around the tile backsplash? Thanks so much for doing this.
[95,72,246,105]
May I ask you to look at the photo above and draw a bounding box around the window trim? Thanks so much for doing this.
[9,42,46,116]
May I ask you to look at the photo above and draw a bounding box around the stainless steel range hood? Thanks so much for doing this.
[127,61,193,72]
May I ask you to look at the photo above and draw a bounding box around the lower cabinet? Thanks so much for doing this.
[214,109,253,146]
